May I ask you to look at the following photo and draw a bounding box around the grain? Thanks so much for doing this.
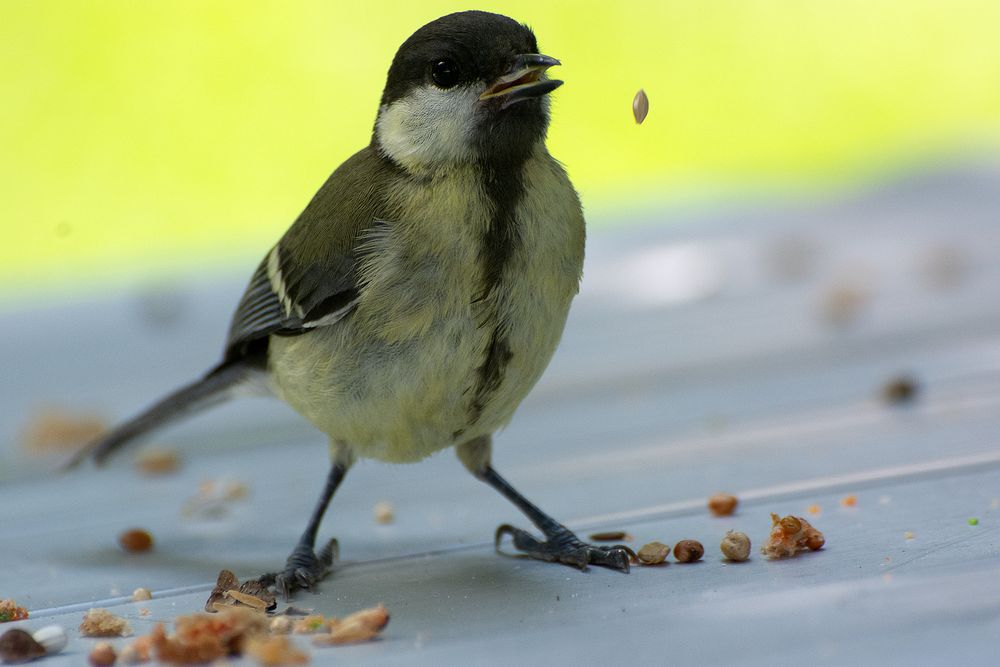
[720,531,751,562]
[673,540,704,563]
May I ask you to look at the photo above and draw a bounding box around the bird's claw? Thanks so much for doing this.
[494,524,635,573]
[266,537,339,600]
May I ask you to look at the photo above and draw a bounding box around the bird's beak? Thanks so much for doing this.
[480,54,563,109]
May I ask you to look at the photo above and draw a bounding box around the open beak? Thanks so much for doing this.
[480,54,562,109]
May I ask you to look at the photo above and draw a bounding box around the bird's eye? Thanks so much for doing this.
[430,59,461,89]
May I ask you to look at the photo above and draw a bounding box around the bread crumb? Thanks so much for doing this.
[118,636,153,664]
[182,478,249,519]
[88,641,117,666]
[151,607,268,664]
[269,617,293,635]
[132,588,152,602]
[245,635,309,666]
[373,501,395,525]
[80,608,133,637]
[761,514,825,559]
[0,599,29,623]
[21,407,106,454]
[292,615,331,634]
[134,449,181,476]
[821,283,868,327]
[313,605,389,646]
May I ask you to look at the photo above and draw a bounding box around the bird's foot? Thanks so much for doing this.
[494,524,635,572]
[260,538,339,600]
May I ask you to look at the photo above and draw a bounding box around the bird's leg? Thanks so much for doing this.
[458,437,633,572]
[260,459,348,600]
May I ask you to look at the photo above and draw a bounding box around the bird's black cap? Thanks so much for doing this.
[380,11,540,107]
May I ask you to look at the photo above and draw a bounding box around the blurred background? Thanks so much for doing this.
[4,7,1000,656]
[3,0,1000,478]
[3,0,1000,304]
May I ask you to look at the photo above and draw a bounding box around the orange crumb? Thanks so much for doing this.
[840,495,857,508]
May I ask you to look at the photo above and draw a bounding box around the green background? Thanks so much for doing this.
[3,0,999,302]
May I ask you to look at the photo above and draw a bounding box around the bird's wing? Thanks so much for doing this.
[222,146,399,363]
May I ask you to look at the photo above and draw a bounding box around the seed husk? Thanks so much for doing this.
[31,625,68,655]
[636,541,670,565]
[224,590,269,610]
[0,628,46,663]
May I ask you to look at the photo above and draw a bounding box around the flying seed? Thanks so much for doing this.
[632,89,649,124]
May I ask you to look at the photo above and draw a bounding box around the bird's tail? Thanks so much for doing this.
[63,361,253,469]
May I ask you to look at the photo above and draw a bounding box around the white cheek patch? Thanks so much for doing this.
[375,85,480,171]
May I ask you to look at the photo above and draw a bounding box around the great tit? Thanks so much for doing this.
[69,10,633,598]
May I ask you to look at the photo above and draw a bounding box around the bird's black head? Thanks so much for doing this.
[373,11,562,171]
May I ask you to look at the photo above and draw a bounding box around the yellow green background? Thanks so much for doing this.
[3,1,1000,303]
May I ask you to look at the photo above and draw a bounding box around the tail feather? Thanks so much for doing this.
[63,362,251,469]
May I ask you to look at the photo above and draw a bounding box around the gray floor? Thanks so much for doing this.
[3,161,1000,665]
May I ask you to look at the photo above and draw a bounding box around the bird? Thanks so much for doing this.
[67,10,634,599]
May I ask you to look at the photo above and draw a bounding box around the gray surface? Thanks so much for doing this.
[2,161,1000,665]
